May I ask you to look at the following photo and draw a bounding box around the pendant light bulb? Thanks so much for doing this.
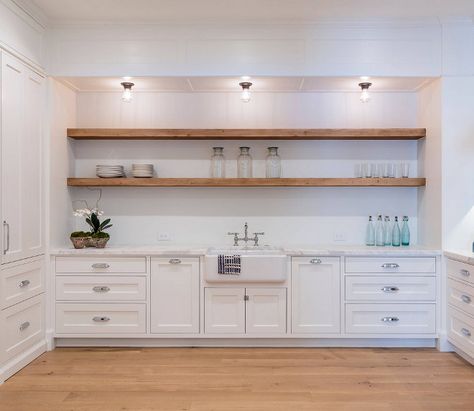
[359,82,372,103]
[239,81,252,103]
[121,81,134,103]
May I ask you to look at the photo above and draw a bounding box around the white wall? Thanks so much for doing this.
[48,79,76,247]
[417,79,442,248]
[442,77,474,251]
[69,90,419,247]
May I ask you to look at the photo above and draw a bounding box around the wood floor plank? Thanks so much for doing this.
[1,348,473,410]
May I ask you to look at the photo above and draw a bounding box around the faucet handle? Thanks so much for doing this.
[253,232,265,236]
[228,232,239,236]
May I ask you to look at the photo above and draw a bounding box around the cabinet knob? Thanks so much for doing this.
[460,269,471,277]
[91,263,110,269]
[381,316,399,323]
[461,295,472,304]
[461,328,472,337]
[309,258,322,265]
[381,263,400,269]
[19,321,30,331]
[18,279,31,288]
[93,286,110,293]
[169,259,182,264]
[381,286,399,293]
[92,316,110,322]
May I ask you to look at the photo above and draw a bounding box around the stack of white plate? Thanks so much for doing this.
[132,164,154,178]
[96,165,125,178]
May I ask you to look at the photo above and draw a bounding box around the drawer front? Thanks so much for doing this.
[447,259,474,286]
[1,295,44,362]
[56,276,146,302]
[345,276,436,302]
[448,307,474,357]
[56,303,146,334]
[55,257,147,274]
[345,257,436,274]
[448,279,474,317]
[1,259,44,309]
[345,304,436,334]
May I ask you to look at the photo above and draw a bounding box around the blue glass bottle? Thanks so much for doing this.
[401,216,410,246]
[392,216,401,247]
[365,216,375,246]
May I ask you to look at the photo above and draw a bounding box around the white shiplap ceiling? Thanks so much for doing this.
[30,0,474,23]
[56,76,435,93]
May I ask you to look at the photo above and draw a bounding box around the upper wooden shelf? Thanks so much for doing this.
[67,177,426,188]
[67,128,426,141]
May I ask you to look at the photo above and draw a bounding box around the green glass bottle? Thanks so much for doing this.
[392,216,401,247]
[365,216,375,246]
[401,216,410,246]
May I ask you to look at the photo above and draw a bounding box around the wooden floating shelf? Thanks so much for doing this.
[67,178,426,188]
[67,128,426,141]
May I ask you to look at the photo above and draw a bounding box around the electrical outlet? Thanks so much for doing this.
[158,232,171,241]
[334,232,346,242]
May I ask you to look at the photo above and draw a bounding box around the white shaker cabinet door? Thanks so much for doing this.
[205,287,245,334]
[150,257,200,334]
[246,288,287,334]
[292,257,341,334]
[1,53,44,264]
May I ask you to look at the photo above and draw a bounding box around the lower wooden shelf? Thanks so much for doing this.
[67,177,426,187]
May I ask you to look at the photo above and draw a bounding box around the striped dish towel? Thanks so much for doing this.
[218,255,241,275]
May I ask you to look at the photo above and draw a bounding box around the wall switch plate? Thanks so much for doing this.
[334,232,346,242]
[158,232,171,241]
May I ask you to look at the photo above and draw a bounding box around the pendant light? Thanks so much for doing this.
[359,82,372,103]
[239,81,252,103]
[121,81,134,102]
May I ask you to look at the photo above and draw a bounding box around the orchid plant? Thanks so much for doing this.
[71,189,113,238]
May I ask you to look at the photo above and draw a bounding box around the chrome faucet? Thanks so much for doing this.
[228,222,265,247]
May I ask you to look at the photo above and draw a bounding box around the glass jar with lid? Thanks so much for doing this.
[237,147,252,178]
[210,147,225,178]
[265,146,281,178]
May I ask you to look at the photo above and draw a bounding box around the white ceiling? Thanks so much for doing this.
[31,0,474,23]
[56,76,435,93]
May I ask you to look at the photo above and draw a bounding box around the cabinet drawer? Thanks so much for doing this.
[345,257,436,274]
[1,259,44,309]
[55,257,147,274]
[448,307,474,357]
[1,294,44,362]
[56,303,146,334]
[447,259,474,286]
[345,304,436,334]
[56,276,146,302]
[448,279,474,317]
[345,276,436,302]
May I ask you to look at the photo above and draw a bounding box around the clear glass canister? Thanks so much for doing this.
[237,147,252,178]
[210,147,225,178]
[265,146,281,178]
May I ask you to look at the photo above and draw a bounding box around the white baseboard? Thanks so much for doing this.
[46,329,55,351]
[55,337,438,348]
[436,331,455,352]
[0,340,46,384]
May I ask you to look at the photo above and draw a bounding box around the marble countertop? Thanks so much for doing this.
[444,250,474,265]
[50,244,441,257]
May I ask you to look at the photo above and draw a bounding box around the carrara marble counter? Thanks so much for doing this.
[50,244,441,257]
[444,250,474,265]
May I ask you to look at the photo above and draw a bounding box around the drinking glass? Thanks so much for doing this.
[354,164,362,178]
[400,162,410,178]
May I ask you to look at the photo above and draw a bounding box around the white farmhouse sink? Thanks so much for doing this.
[204,246,288,283]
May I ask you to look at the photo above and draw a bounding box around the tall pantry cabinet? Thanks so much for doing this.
[0,51,46,384]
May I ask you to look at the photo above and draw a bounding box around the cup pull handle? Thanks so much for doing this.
[93,316,110,322]
[381,286,399,293]
[461,295,472,304]
[91,263,110,269]
[19,321,30,331]
[93,286,110,293]
[460,269,471,277]
[461,328,472,337]
[310,258,322,265]
[169,259,181,264]
[381,316,399,323]
[19,280,31,288]
[381,263,400,269]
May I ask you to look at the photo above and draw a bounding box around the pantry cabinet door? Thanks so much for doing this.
[205,288,245,334]
[150,258,200,334]
[292,257,341,334]
[246,288,287,334]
